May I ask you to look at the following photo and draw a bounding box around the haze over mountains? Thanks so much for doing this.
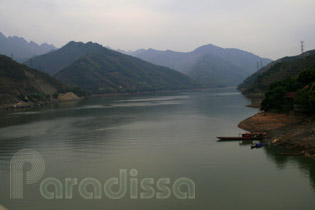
[0,32,56,62]
[24,41,201,94]
[2,31,313,113]
[121,45,272,87]
[0,32,276,97]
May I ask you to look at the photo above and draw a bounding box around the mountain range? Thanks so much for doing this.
[24,41,202,94]
[0,32,56,62]
[121,45,272,87]
[1,32,277,96]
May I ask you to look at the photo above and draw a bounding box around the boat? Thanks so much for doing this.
[251,142,264,149]
[217,132,266,141]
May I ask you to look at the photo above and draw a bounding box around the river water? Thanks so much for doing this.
[0,88,315,210]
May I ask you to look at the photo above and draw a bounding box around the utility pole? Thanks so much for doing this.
[301,41,304,54]
[260,60,263,68]
[257,61,259,70]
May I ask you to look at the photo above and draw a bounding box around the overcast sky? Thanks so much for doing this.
[1,0,315,59]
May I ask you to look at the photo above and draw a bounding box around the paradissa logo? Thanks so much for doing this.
[10,149,195,200]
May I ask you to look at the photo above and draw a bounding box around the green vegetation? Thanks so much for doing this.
[55,52,202,94]
[27,41,202,94]
[239,50,315,94]
[24,41,103,75]
[0,54,86,105]
[17,93,51,103]
[261,67,315,114]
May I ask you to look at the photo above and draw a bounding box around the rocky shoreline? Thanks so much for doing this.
[238,112,315,158]
[0,92,83,110]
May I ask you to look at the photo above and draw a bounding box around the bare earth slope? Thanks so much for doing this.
[239,112,315,158]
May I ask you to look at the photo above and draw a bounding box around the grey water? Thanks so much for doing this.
[0,88,315,210]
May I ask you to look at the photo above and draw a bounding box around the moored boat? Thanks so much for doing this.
[217,132,266,141]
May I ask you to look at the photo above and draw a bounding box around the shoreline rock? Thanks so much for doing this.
[238,112,315,158]
[0,92,83,111]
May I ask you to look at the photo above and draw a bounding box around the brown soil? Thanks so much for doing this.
[238,112,315,158]
[0,204,8,210]
[58,92,81,101]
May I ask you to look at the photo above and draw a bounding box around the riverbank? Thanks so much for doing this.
[238,112,315,158]
[0,92,83,110]
[1,89,205,111]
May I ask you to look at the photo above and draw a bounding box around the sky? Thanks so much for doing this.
[0,0,315,59]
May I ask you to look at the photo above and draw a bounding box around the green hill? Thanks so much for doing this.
[261,66,315,114]
[0,54,65,105]
[238,50,315,95]
[26,41,202,94]
[24,41,101,75]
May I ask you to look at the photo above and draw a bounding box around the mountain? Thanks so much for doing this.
[0,32,57,62]
[238,49,315,95]
[26,41,202,94]
[188,54,248,87]
[122,44,272,87]
[0,54,66,106]
[24,41,102,75]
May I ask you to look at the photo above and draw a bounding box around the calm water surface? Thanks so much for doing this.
[0,88,315,210]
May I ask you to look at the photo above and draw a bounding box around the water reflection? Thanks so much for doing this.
[220,138,315,193]
[0,88,315,210]
[263,145,315,192]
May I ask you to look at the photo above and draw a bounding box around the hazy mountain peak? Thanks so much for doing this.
[29,41,39,47]
[65,41,83,47]
[0,32,57,62]
[195,43,218,49]
[40,43,53,48]
[126,43,272,88]
[64,41,102,49]
[0,32,5,39]
[192,44,224,55]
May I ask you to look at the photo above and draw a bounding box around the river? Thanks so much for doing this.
[0,88,315,210]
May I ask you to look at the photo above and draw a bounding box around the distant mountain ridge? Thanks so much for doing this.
[0,32,57,62]
[121,44,272,87]
[188,54,247,88]
[25,41,202,94]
